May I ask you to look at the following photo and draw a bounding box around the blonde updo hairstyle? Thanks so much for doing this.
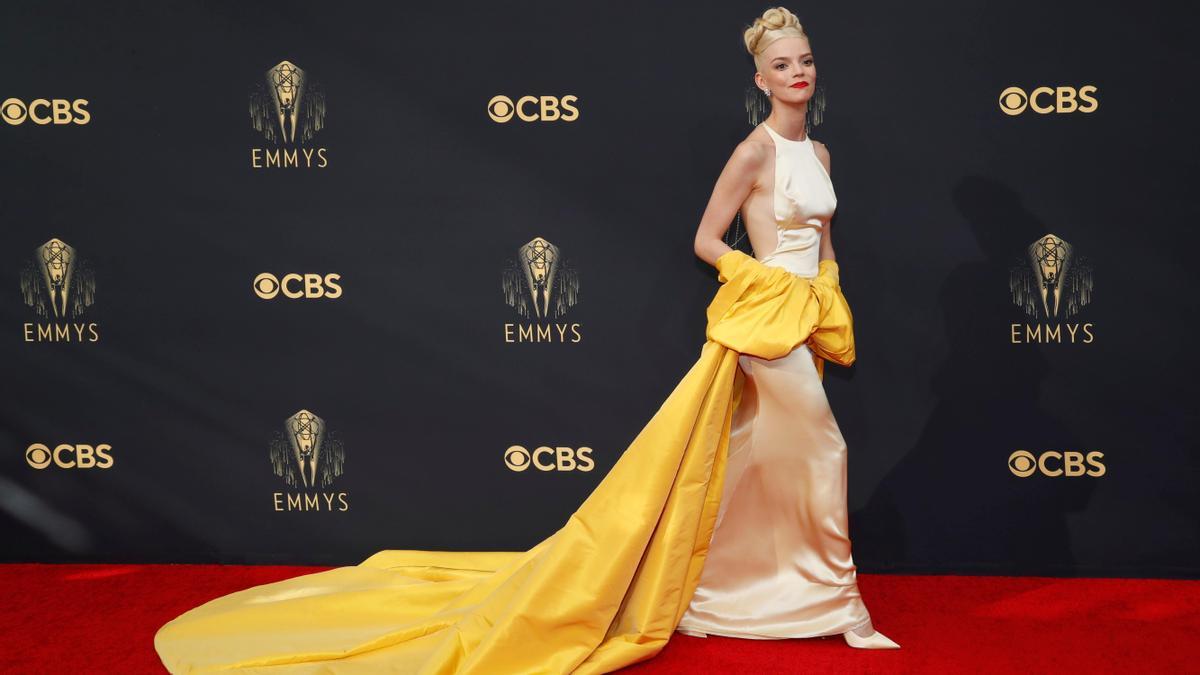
[743,7,809,72]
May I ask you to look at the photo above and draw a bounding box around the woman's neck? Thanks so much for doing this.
[764,102,809,141]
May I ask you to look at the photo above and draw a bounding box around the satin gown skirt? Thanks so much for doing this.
[677,342,871,639]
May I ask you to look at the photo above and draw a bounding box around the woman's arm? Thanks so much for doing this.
[693,141,767,267]
[812,140,836,263]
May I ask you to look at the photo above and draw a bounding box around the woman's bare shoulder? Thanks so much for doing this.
[809,138,831,170]
[727,128,773,169]
[811,136,830,162]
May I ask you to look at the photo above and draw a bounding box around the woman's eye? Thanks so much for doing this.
[775,63,787,70]
[804,59,814,66]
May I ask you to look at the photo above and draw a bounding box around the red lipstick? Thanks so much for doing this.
[789,82,809,89]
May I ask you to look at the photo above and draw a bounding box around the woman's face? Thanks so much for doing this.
[756,36,816,106]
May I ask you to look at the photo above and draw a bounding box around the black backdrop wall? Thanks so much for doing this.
[2,0,1197,578]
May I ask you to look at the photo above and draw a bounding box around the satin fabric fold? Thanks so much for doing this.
[154,250,856,674]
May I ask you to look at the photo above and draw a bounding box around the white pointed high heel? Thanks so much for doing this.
[842,626,900,649]
[676,627,709,638]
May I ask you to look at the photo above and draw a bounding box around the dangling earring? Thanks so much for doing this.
[805,79,827,135]
[744,84,771,126]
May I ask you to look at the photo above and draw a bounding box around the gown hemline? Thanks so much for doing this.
[674,618,870,641]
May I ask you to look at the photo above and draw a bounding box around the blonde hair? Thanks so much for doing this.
[743,7,808,69]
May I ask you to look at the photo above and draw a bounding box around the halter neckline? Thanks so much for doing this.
[761,121,809,145]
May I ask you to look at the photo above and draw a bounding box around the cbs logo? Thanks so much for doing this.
[26,443,114,469]
[1008,450,1105,478]
[504,445,595,472]
[488,95,580,123]
[2,98,91,125]
[253,273,342,299]
[998,86,1098,115]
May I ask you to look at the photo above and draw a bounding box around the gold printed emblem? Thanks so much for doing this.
[502,236,580,319]
[269,409,345,488]
[1010,233,1093,319]
[20,238,95,319]
[250,60,326,145]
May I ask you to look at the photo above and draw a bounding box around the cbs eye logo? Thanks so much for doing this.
[2,98,91,125]
[253,273,342,299]
[504,445,594,472]
[998,86,1098,115]
[26,443,114,469]
[1008,450,1105,478]
[488,95,580,123]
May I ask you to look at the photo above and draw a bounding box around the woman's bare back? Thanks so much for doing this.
[734,127,781,259]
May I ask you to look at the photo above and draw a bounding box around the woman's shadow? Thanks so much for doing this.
[852,176,1096,575]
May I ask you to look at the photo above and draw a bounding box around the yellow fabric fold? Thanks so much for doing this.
[154,250,857,674]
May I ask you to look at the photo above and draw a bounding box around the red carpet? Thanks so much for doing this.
[0,564,1195,673]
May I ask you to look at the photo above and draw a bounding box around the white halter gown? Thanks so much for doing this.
[676,122,874,639]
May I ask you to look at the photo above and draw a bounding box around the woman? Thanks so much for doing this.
[679,6,898,649]
[154,8,894,673]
